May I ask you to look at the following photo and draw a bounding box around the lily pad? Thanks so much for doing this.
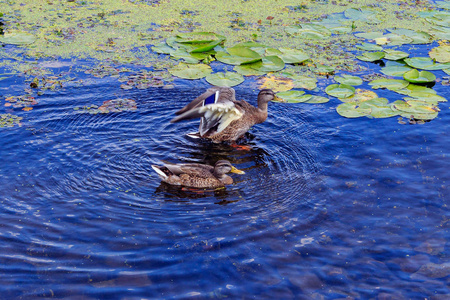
[356,52,385,62]
[175,32,225,44]
[341,89,378,103]
[151,42,176,54]
[403,69,436,83]
[169,63,212,79]
[312,65,335,75]
[0,113,23,127]
[325,84,355,99]
[0,32,36,45]
[205,72,244,87]
[381,65,412,76]
[258,75,294,92]
[404,57,450,70]
[277,48,309,64]
[391,100,439,120]
[216,47,261,65]
[288,75,317,90]
[358,98,398,118]
[356,43,383,51]
[275,91,312,103]
[336,102,372,118]
[334,74,363,86]
[233,65,267,76]
[388,29,432,44]
[344,8,379,23]
[250,56,285,72]
[304,96,330,104]
[369,78,409,91]
[429,45,450,63]
[355,31,385,40]
[383,49,409,61]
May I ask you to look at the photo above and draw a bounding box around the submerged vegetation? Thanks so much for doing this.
[0,0,449,124]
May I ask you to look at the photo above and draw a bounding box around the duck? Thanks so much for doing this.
[170,87,281,143]
[151,160,245,189]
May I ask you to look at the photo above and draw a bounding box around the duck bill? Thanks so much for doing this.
[272,95,286,103]
[230,166,245,174]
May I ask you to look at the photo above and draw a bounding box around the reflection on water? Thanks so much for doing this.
[1,56,450,298]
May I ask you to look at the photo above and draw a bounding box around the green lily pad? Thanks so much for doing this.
[395,84,437,97]
[250,56,285,72]
[436,0,450,9]
[404,57,450,70]
[325,84,356,98]
[285,25,331,39]
[357,98,399,119]
[277,48,309,64]
[344,8,379,23]
[312,65,335,75]
[151,42,176,54]
[381,33,414,46]
[334,74,363,86]
[289,75,317,90]
[381,65,412,76]
[429,45,450,63]
[356,51,385,62]
[341,89,378,103]
[355,31,385,40]
[0,32,36,45]
[304,96,330,104]
[175,32,225,44]
[388,29,432,44]
[275,90,312,103]
[356,43,383,51]
[369,78,409,91]
[233,64,267,76]
[391,100,439,120]
[169,63,212,79]
[187,39,223,53]
[170,48,200,63]
[336,102,372,118]
[403,69,436,83]
[216,47,262,65]
[383,49,409,61]
[205,72,244,87]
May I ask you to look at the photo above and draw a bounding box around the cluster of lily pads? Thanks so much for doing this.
[152,32,310,86]
[0,113,22,127]
[74,98,137,114]
[118,70,173,90]
[4,95,38,110]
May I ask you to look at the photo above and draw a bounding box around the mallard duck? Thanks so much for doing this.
[170,87,281,143]
[151,160,245,188]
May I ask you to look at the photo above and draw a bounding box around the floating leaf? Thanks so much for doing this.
[344,8,379,23]
[0,32,36,45]
[336,102,372,118]
[277,48,309,64]
[169,63,212,79]
[382,33,414,46]
[233,64,267,76]
[250,56,285,72]
[98,98,137,113]
[383,49,409,61]
[355,31,385,40]
[334,74,363,86]
[175,32,225,44]
[403,69,436,83]
[404,57,450,70]
[429,45,450,63]
[151,42,176,54]
[341,89,378,103]
[22,107,33,111]
[356,43,383,51]
[358,98,398,118]
[312,65,335,75]
[275,91,312,103]
[325,84,355,98]
[258,75,294,92]
[216,47,261,65]
[388,29,432,44]
[396,84,437,96]
[0,113,23,127]
[356,51,385,62]
[369,78,409,91]
[205,72,244,87]
[289,75,317,90]
[391,100,439,120]
[381,65,412,76]
[304,96,330,104]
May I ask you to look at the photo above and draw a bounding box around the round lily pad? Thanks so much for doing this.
[404,57,450,70]
[388,29,432,44]
[304,96,330,104]
[169,63,212,79]
[340,89,378,103]
[356,52,385,62]
[325,84,355,99]
[250,56,285,72]
[429,45,450,63]
[277,48,309,64]
[233,65,267,76]
[391,100,439,120]
[205,72,244,87]
[0,32,36,45]
[381,65,412,76]
[336,102,372,118]
[275,90,312,103]
[403,69,436,83]
[216,47,261,65]
[334,74,363,86]
[358,98,399,119]
[369,78,409,91]
[383,49,409,61]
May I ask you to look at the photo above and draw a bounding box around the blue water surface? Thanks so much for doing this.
[0,43,449,299]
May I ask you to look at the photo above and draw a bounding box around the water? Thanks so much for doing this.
[1,51,449,298]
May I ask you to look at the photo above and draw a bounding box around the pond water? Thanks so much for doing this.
[1,44,449,299]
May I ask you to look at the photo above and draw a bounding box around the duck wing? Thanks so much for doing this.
[164,163,214,178]
[171,87,243,136]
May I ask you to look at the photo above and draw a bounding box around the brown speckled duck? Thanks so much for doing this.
[151,160,245,189]
[170,87,281,143]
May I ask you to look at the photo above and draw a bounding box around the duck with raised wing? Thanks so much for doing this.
[171,87,282,143]
[151,160,245,189]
